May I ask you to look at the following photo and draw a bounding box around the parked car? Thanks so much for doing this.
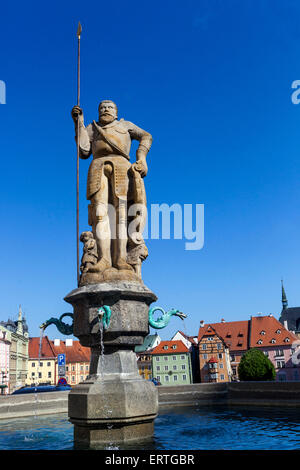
[11,384,71,395]
[150,378,161,386]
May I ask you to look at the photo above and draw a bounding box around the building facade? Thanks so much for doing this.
[197,324,232,383]
[135,333,161,380]
[27,337,91,386]
[0,327,11,394]
[151,340,193,386]
[0,306,29,393]
[197,314,300,382]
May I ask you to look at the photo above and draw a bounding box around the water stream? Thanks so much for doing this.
[33,328,45,419]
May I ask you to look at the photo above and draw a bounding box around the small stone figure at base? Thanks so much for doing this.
[80,231,98,274]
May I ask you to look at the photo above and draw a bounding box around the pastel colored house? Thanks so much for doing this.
[151,340,193,386]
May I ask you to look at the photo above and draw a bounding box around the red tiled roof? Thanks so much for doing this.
[29,336,56,359]
[151,340,189,355]
[29,337,91,363]
[249,315,298,348]
[198,321,249,351]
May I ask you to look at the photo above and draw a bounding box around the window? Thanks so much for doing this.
[180,356,185,360]
[173,375,178,381]
[217,343,222,350]
[172,356,177,361]
[264,351,269,357]
[220,363,224,369]
[72,376,75,383]
[173,365,177,371]
[48,372,51,378]
[32,363,35,367]
[39,362,43,367]
[72,366,75,371]
[257,340,263,345]
[218,353,223,359]
[276,329,281,334]
[86,365,89,371]
[163,345,168,350]
[165,376,169,382]
[202,344,207,350]
[271,339,276,344]
[47,362,51,367]
[157,376,161,381]
[276,361,285,369]
[38,373,42,378]
[156,357,160,361]
[220,374,225,380]
[275,350,284,357]
[260,331,266,335]
[181,365,186,370]
[230,355,235,362]
[164,366,169,371]
[203,354,207,359]
[284,338,290,343]
[182,375,187,381]
[172,345,177,350]
[157,366,160,371]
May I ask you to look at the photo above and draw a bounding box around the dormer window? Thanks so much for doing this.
[276,329,281,334]
[257,339,263,344]
[163,345,168,350]
[271,339,276,344]
[284,338,290,343]
[172,345,177,350]
[260,331,266,335]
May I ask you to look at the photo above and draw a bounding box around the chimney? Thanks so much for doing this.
[66,339,73,347]
[284,320,288,330]
[54,339,60,346]
[221,318,225,323]
[200,320,205,327]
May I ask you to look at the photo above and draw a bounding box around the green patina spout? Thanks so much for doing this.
[97,305,112,330]
[148,307,187,329]
[40,313,74,336]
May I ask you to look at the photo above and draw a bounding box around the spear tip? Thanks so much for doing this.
[77,21,82,38]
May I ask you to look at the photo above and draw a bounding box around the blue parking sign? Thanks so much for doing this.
[58,354,65,366]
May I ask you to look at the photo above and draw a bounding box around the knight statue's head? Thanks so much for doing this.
[98,100,118,125]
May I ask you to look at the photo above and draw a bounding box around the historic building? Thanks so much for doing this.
[0,306,29,393]
[171,331,200,383]
[197,314,300,382]
[151,340,193,386]
[198,319,249,382]
[197,323,232,383]
[0,328,11,394]
[279,281,300,338]
[27,337,91,386]
[27,336,57,385]
[135,333,161,380]
[249,314,300,382]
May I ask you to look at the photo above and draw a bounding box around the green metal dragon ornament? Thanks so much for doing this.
[97,305,112,330]
[40,313,74,336]
[148,307,187,329]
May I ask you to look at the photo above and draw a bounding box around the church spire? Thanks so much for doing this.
[281,280,288,310]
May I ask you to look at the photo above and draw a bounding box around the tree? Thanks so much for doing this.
[238,348,276,381]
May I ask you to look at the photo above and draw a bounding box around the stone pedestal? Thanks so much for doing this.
[64,281,158,447]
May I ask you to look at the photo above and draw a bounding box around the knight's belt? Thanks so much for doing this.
[87,155,131,200]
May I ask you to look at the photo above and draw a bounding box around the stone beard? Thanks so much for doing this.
[72,100,152,285]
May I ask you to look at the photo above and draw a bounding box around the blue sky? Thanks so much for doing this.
[1,0,300,340]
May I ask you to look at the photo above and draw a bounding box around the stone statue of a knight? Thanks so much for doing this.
[71,100,152,285]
